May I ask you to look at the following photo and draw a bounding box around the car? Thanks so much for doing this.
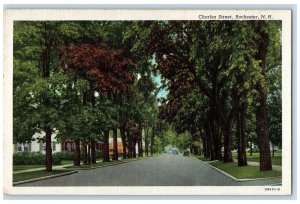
[172,150,178,155]
[183,150,189,156]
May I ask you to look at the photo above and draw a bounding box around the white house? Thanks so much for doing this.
[14,131,61,153]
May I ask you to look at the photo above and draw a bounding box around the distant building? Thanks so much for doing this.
[14,131,145,156]
[13,132,61,153]
[109,138,125,155]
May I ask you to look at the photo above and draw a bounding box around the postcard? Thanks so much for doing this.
[3,9,291,195]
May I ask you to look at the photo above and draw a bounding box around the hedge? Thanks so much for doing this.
[13,150,104,165]
[13,152,61,165]
[56,150,103,160]
[58,151,74,160]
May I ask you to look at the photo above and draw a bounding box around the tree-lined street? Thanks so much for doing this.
[17,155,281,186]
[13,20,283,186]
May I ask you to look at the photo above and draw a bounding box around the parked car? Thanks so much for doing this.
[172,150,178,155]
[183,150,189,156]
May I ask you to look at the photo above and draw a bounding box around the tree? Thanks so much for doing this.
[59,42,134,162]
[253,21,273,171]
[14,21,63,171]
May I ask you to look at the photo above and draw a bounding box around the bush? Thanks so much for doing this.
[96,150,103,159]
[80,150,103,160]
[13,152,61,165]
[54,150,103,161]
[56,151,74,160]
[247,148,259,153]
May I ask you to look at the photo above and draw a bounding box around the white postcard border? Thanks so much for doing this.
[3,9,292,195]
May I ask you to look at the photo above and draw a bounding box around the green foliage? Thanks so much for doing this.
[156,125,190,151]
[209,161,281,179]
[13,20,282,167]
[13,152,61,165]
[57,151,74,160]
[13,170,71,183]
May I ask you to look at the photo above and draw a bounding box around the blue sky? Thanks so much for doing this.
[153,74,168,99]
[151,55,168,99]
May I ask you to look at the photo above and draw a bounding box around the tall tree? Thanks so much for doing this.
[14,21,62,172]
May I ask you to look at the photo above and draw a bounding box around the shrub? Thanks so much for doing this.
[247,148,259,153]
[52,150,103,161]
[80,150,103,159]
[56,151,74,160]
[13,152,61,165]
[96,150,103,159]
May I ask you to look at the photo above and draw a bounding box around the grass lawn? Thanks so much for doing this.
[13,160,74,171]
[209,161,282,179]
[61,160,74,165]
[65,160,123,169]
[232,152,282,166]
[13,170,73,183]
[13,165,45,171]
[192,154,214,162]
[65,157,145,169]
[246,156,282,166]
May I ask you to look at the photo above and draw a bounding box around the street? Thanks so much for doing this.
[17,154,281,186]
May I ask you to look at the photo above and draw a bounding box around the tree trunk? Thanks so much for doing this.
[74,139,81,166]
[137,139,142,157]
[112,128,119,160]
[120,127,127,159]
[150,127,155,156]
[203,121,211,158]
[223,124,233,163]
[233,89,248,166]
[45,128,52,172]
[250,140,253,156]
[237,102,247,166]
[255,21,272,171]
[210,96,233,163]
[140,139,144,157]
[91,140,96,163]
[127,131,132,158]
[145,127,149,157]
[205,119,216,160]
[216,126,223,161]
[132,140,137,158]
[90,92,96,164]
[87,144,91,164]
[83,143,87,165]
[199,127,206,157]
[256,92,272,171]
[103,130,110,162]
[201,126,209,158]
[41,22,54,172]
[191,129,199,156]
[272,144,275,157]
[137,127,143,157]
[212,119,222,161]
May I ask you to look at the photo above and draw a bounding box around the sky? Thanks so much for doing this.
[153,75,168,99]
[150,55,168,99]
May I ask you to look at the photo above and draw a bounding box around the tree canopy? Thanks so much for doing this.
[13,20,282,172]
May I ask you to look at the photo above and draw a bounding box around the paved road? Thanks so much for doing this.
[18,154,281,186]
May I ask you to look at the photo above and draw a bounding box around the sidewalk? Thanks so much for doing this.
[13,160,103,174]
[13,156,147,174]
[190,155,282,171]
[233,159,281,171]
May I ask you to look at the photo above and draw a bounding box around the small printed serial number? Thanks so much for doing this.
[264,187,281,191]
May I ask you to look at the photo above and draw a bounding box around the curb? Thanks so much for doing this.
[13,170,77,186]
[13,164,74,175]
[66,161,130,170]
[64,157,148,170]
[189,155,216,163]
[206,162,282,182]
[205,163,240,182]
[190,155,282,182]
